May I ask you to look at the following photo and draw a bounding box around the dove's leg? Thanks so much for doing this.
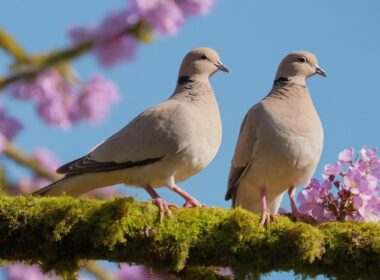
[167,184,206,208]
[288,186,298,215]
[144,185,178,221]
[288,186,316,223]
[259,186,276,226]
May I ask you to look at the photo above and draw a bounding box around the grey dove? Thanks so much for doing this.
[225,51,326,225]
[35,47,229,219]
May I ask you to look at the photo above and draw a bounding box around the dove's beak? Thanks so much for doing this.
[215,60,230,73]
[315,65,327,77]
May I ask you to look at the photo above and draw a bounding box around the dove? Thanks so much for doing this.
[225,51,326,225]
[34,47,229,219]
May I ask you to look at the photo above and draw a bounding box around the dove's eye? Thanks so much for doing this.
[298,57,306,63]
[200,55,207,60]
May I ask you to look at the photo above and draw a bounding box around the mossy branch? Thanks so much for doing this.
[0,193,379,280]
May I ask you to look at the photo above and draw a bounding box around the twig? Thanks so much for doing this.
[0,28,29,61]
[79,260,116,280]
[0,41,93,89]
[3,141,62,181]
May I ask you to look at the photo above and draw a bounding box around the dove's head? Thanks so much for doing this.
[275,51,326,85]
[178,48,229,80]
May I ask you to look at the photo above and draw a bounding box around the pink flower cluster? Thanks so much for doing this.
[297,147,380,222]
[10,69,120,129]
[6,263,171,280]
[5,263,59,280]
[70,0,215,67]
[117,264,175,280]
[0,103,22,154]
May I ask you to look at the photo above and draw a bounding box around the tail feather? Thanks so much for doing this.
[33,176,78,196]
[32,172,122,197]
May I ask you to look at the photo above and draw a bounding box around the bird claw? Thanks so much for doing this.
[259,209,277,227]
[182,198,207,208]
[151,197,178,222]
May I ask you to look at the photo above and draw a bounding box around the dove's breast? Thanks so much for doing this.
[171,92,222,182]
[259,93,324,185]
[236,94,323,213]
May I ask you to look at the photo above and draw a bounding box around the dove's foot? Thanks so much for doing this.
[183,197,206,208]
[258,186,277,226]
[259,209,277,226]
[151,197,178,221]
[144,185,178,221]
[167,184,206,208]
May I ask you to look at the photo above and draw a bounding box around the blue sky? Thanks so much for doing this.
[1,1,379,279]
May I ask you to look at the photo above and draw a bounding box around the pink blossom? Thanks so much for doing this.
[322,163,341,180]
[70,25,138,68]
[69,26,97,45]
[177,0,215,17]
[94,35,138,67]
[218,267,234,277]
[10,69,119,128]
[36,93,74,129]
[95,10,139,67]
[343,168,364,194]
[98,10,139,39]
[338,147,354,163]
[131,0,184,35]
[0,105,23,139]
[6,263,58,280]
[75,74,120,123]
[117,264,174,280]
[297,179,332,221]
[298,147,380,222]
[69,10,138,67]
[353,195,380,222]
[370,165,380,180]
[360,146,377,161]
[69,0,215,66]
[0,134,6,154]
[0,104,22,143]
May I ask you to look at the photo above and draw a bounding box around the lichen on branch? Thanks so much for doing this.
[0,192,379,280]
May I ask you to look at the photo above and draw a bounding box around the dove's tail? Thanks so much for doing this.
[33,175,81,197]
[33,172,115,197]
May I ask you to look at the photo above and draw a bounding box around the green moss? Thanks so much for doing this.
[1,192,380,279]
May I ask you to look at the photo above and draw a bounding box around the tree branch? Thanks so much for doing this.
[79,260,115,280]
[2,143,117,280]
[3,141,62,181]
[0,28,29,62]
[0,21,153,90]
[0,193,379,280]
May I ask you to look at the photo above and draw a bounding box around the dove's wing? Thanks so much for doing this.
[57,100,187,174]
[225,104,262,206]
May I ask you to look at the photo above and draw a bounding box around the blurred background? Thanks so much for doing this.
[1,0,379,279]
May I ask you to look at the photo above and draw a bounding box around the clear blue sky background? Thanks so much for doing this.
[1,1,379,279]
